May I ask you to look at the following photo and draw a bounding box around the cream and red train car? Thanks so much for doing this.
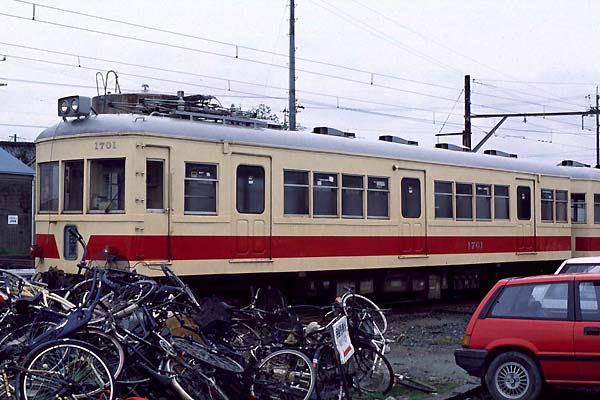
[32,97,600,298]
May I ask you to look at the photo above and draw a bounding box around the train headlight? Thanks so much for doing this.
[58,95,92,119]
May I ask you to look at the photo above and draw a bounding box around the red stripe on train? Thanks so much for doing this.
[35,234,60,259]
[38,234,572,260]
[575,237,600,251]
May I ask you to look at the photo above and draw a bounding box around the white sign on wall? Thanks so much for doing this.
[7,215,18,225]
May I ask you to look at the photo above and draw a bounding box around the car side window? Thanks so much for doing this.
[579,281,600,321]
[489,282,569,320]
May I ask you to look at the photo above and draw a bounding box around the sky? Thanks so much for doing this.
[1,0,600,165]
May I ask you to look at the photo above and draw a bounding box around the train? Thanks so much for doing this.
[30,91,600,300]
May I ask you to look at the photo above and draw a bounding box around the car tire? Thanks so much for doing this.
[485,351,543,400]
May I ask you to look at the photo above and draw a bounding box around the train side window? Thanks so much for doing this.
[595,194,600,224]
[571,193,587,224]
[494,185,510,219]
[434,181,453,219]
[541,189,554,223]
[342,174,364,218]
[456,183,473,220]
[184,163,217,214]
[89,159,125,213]
[236,165,265,214]
[556,190,568,223]
[146,160,164,211]
[517,186,531,220]
[475,184,491,221]
[284,170,309,216]
[63,160,83,213]
[401,177,421,218]
[367,176,389,219]
[39,161,59,212]
[313,172,338,217]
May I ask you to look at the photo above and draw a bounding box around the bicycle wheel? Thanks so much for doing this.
[166,357,229,400]
[342,294,387,336]
[251,348,316,400]
[171,336,244,373]
[19,339,115,400]
[73,328,125,379]
[348,346,394,397]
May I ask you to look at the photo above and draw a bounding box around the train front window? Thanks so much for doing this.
[401,178,421,218]
[342,174,364,218]
[571,193,586,224]
[89,159,125,213]
[284,170,309,216]
[146,160,164,211]
[367,176,389,218]
[456,183,473,220]
[517,186,531,220]
[63,160,83,213]
[237,165,265,214]
[39,162,59,212]
[184,163,217,214]
[434,181,453,219]
[313,173,338,217]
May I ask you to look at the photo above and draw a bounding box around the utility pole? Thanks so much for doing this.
[288,0,297,131]
[463,75,471,150]
[596,86,599,168]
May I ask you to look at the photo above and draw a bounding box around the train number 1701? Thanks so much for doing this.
[94,141,117,150]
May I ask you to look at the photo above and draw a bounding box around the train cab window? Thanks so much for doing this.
[184,163,217,214]
[342,175,364,218]
[89,159,125,213]
[494,185,510,220]
[571,193,587,224]
[236,165,265,214]
[367,177,389,219]
[146,160,164,211]
[313,173,338,217]
[556,190,568,223]
[434,181,453,219]
[284,170,309,215]
[517,186,531,220]
[63,160,83,213]
[595,194,600,224]
[401,177,421,218]
[456,183,473,220]
[39,162,59,212]
[541,189,554,222]
[475,184,491,221]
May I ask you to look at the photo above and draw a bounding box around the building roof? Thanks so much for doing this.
[0,146,34,175]
[37,114,600,180]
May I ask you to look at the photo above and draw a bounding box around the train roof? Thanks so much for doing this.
[0,146,34,176]
[37,114,600,181]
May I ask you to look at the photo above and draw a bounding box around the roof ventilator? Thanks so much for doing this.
[435,143,470,152]
[379,135,418,146]
[484,149,517,158]
[313,127,355,138]
[558,160,590,168]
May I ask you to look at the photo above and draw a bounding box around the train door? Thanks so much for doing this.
[398,170,427,256]
[231,154,272,260]
[516,179,536,253]
[143,146,170,261]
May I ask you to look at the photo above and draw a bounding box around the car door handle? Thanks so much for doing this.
[584,327,600,336]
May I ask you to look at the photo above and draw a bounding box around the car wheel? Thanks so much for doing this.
[485,351,542,400]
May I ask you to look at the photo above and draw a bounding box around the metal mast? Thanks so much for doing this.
[289,0,297,131]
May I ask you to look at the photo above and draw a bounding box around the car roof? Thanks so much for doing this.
[502,273,600,285]
[562,256,600,264]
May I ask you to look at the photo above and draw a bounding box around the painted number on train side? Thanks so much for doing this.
[94,141,117,150]
[467,240,484,251]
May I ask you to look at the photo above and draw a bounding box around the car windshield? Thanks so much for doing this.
[560,264,600,274]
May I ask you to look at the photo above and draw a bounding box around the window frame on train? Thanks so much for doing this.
[39,161,59,213]
[571,193,587,224]
[236,164,265,214]
[401,177,421,219]
[341,174,364,218]
[456,182,473,221]
[89,158,126,213]
[313,172,339,217]
[595,194,600,224]
[184,162,218,215]
[556,190,568,223]
[475,184,492,221]
[63,159,84,213]
[517,186,531,220]
[367,176,389,219]
[541,188,555,223]
[434,180,453,219]
[283,170,309,216]
[145,159,165,212]
[494,185,510,220]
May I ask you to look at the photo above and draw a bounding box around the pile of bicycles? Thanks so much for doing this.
[0,259,396,399]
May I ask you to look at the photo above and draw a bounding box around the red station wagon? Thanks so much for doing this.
[455,273,600,400]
